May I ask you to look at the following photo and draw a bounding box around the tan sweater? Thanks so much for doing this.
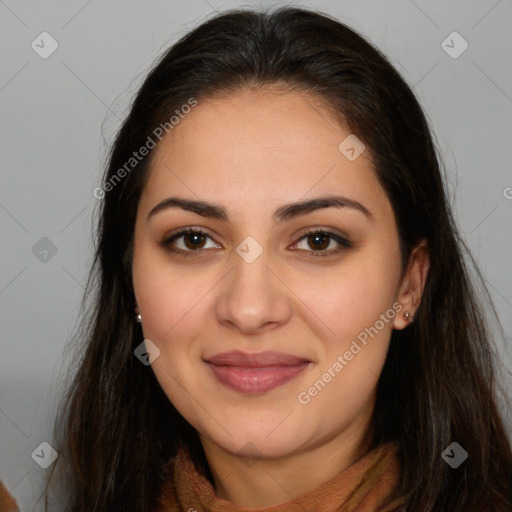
[0,481,18,512]
[158,441,405,511]
[0,442,404,511]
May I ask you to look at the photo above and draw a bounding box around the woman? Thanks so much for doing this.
[16,6,511,511]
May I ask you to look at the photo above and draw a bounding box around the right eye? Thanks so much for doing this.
[160,227,221,256]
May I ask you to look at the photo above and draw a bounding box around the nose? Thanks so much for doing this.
[215,245,293,334]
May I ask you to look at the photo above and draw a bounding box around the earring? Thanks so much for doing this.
[135,313,142,324]
[403,311,414,324]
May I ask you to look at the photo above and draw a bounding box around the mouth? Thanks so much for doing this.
[203,350,311,394]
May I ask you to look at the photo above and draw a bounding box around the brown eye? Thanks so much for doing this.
[161,227,219,255]
[293,229,351,258]
[182,231,207,250]
[307,232,330,251]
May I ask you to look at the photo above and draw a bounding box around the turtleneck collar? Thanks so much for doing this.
[158,441,405,511]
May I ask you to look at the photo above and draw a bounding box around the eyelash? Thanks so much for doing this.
[160,227,352,259]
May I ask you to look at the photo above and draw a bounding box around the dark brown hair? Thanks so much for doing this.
[44,6,512,511]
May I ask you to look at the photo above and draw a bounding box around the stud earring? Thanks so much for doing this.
[403,311,414,324]
[135,313,142,324]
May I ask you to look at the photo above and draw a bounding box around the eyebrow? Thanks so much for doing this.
[147,195,374,223]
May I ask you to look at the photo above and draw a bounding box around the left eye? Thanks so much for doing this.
[292,230,351,256]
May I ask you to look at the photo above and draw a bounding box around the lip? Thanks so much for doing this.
[204,351,311,394]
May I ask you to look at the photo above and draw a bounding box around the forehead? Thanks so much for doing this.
[139,88,391,223]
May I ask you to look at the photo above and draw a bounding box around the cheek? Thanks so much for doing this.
[296,251,401,416]
[132,243,211,346]
[295,269,398,426]
[132,253,211,410]
[293,251,401,346]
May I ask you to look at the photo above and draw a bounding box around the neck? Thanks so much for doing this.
[198,415,374,508]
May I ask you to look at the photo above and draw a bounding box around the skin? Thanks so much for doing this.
[132,87,429,507]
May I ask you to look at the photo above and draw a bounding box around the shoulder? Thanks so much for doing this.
[0,480,20,512]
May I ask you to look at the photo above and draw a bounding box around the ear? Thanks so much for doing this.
[394,239,430,330]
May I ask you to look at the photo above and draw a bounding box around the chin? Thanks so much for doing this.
[201,421,308,460]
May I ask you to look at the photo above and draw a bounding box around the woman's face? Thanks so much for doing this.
[132,88,413,460]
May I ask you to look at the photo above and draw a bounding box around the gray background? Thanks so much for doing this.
[1,0,511,510]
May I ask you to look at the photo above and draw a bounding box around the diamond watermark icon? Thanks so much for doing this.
[31,442,58,469]
[134,339,161,366]
[236,442,262,468]
[338,134,365,161]
[32,237,58,263]
[236,236,263,263]
[31,32,59,59]
[441,442,468,468]
[441,32,468,59]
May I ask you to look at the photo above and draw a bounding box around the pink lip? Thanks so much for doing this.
[204,351,310,394]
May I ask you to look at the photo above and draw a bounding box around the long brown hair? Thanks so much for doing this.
[45,6,512,511]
